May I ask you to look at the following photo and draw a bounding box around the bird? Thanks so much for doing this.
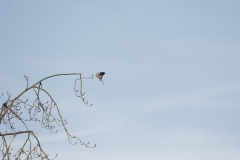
[96,72,105,81]
[96,72,105,84]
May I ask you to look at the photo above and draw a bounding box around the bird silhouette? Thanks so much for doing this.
[96,72,105,84]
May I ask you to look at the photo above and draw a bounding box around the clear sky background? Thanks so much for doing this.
[0,0,240,160]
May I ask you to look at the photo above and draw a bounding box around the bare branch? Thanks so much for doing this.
[0,72,104,159]
[1,73,84,123]
[0,131,33,136]
[24,75,29,90]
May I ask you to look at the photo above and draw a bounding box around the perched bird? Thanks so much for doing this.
[96,72,105,81]
[96,72,105,84]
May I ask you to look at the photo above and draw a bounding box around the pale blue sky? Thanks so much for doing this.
[1,0,240,160]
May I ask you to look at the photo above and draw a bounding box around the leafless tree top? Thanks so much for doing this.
[0,72,105,160]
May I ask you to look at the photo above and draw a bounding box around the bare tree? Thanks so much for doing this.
[0,72,105,160]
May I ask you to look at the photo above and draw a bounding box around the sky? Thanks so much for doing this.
[0,0,240,159]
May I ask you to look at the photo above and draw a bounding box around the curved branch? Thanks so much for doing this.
[1,72,101,159]
[32,86,95,148]
[1,73,84,123]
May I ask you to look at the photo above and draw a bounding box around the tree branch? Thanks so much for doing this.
[0,73,87,124]
[0,130,33,136]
